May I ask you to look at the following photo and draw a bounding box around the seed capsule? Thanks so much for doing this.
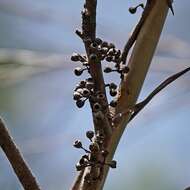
[82,88,91,97]
[76,100,85,108]
[129,6,137,14]
[110,89,117,97]
[73,92,82,100]
[95,38,102,45]
[109,43,115,49]
[76,162,85,171]
[109,83,117,90]
[109,160,117,168]
[104,67,112,73]
[71,53,80,62]
[89,142,99,153]
[110,100,117,107]
[93,103,102,112]
[101,41,109,48]
[86,130,94,141]
[73,140,82,148]
[106,56,112,62]
[74,67,83,76]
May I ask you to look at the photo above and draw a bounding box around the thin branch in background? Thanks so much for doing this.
[130,67,190,121]
[0,118,41,190]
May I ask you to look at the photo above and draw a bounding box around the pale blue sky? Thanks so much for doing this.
[0,1,190,190]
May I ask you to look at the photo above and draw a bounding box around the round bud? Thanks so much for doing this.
[101,41,109,48]
[76,88,83,95]
[71,53,80,62]
[110,89,117,97]
[79,80,86,87]
[73,140,82,148]
[122,66,130,73]
[73,92,82,101]
[76,100,85,108]
[110,100,117,107]
[109,43,115,49]
[108,48,115,56]
[93,102,102,112]
[76,162,84,171]
[89,142,99,153]
[104,67,112,73]
[95,38,102,45]
[97,93,105,100]
[106,56,112,62]
[90,43,98,51]
[82,88,90,97]
[86,130,94,140]
[101,47,108,54]
[109,83,117,90]
[129,7,137,14]
[115,49,121,58]
[74,67,83,76]
[109,160,117,168]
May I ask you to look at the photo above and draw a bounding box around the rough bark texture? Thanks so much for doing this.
[0,118,41,190]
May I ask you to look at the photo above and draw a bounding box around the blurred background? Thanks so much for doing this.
[0,0,190,189]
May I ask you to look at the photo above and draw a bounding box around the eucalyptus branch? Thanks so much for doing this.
[71,0,170,189]
[0,118,41,190]
[129,67,190,121]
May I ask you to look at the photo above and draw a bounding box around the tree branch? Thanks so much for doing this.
[121,0,155,64]
[0,118,41,190]
[130,67,190,121]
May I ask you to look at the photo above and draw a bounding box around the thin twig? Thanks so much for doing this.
[130,67,190,121]
[121,0,155,64]
[0,118,41,190]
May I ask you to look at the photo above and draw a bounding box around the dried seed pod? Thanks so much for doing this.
[109,43,115,49]
[89,142,99,153]
[74,67,84,76]
[79,80,86,88]
[122,66,130,74]
[101,47,108,54]
[86,130,94,141]
[104,67,112,73]
[115,49,121,58]
[93,102,102,112]
[129,6,137,14]
[110,100,117,107]
[109,83,117,90]
[109,160,117,168]
[76,99,85,108]
[82,88,91,97]
[71,53,80,62]
[97,93,105,100]
[106,56,112,62]
[108,48,115,56]
[86,81,94,89]
[110,89,117,97]
[73,140,83,148]
[90,42,98,51]
[95,38,102,45]
[73,92,82,101]
[76,88,83,95]
[101,41,109,48]
[76,162,85,171]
